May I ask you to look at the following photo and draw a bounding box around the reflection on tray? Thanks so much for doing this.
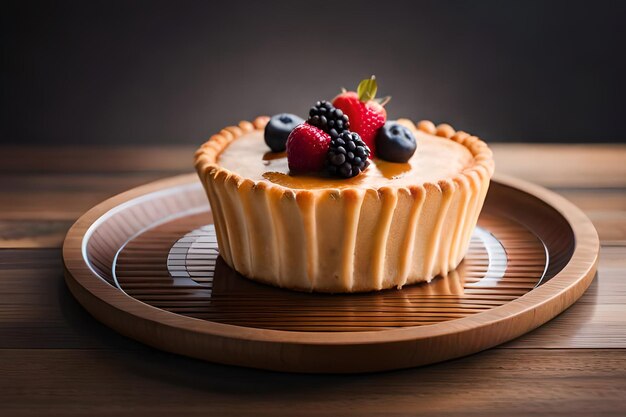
[113,215,547,332]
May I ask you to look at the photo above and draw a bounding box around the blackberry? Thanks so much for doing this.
[307,100,350,138]
[326,131,371,178]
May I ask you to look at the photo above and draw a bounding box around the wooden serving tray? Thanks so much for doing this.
[63,174,599,373]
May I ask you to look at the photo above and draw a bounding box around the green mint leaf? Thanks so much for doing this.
[357,75,377,102]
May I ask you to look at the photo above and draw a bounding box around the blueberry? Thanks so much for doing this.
[264,113,305,152]
[375,122,417,163]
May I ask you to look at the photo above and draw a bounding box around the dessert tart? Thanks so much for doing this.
[195,78,494,293]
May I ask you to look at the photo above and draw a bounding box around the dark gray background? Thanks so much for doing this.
[2,0,625,145]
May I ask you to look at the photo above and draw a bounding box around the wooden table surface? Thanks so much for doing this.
[1,144,625,416]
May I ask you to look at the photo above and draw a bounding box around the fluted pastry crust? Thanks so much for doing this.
[195,117,494,292]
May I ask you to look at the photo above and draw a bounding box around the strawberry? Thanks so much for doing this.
[332,76,388,156]
[286,123,331,172]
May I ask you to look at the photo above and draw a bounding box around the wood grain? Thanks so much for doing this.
[491,144,626,188]
[0,145,624,247]
[0,220,73,248]
[0,349,624,417]
[1,144,625,414]
[0,146,195,174]
[1,144,624,187]
[0,188,624,246]
[0,249,142,349]
[1,181,624,247]
[2,247,624,350]
[62,174,599,372]
[505,247,626,348]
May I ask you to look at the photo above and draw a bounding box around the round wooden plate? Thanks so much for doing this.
[63,174,599,373]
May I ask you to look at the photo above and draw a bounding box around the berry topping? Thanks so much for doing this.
[307,100,350,138]
[286,123,331,173]
[326,131,371,178]
[375,122,417,163]
[264,113,305,152]
[332,76,388,156]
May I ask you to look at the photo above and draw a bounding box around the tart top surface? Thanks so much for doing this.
[216,124,478,191]
[197,77,494,192]
[197,77,494,193]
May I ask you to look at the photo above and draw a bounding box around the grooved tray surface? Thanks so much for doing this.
[63,174,599,373]
[115,214,546,332]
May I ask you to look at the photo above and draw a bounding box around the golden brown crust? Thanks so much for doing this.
[417,120,436,134]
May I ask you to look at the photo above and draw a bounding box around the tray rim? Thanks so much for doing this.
[63,173,599,370]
